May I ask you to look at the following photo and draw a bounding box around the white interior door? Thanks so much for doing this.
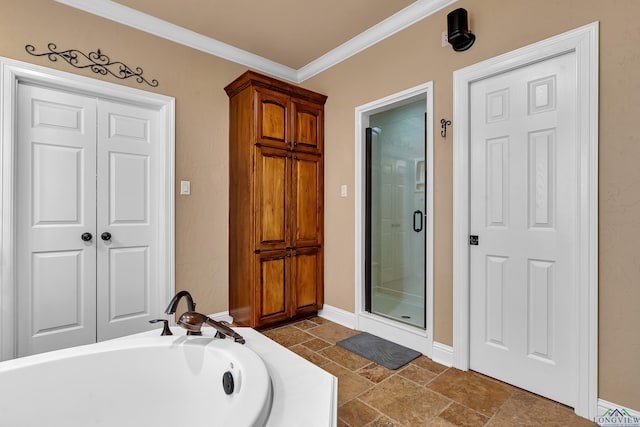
[469,52,577,406]
[96,99,158,340]
[17,84,98,356]
[16,85,161,356]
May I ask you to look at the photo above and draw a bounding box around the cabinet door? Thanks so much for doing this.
[291,99,323,154]
[255,250,291,326]
[255,88,290,150]
[292,246,323,316]
[255,146,291,250]
[292,153,323,247]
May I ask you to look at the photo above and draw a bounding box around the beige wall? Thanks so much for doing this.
[2,0,639,412]
[0,0,248,316]
[303,0,640,411]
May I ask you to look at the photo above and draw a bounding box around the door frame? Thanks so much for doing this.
[452,23,598,418]
[0,56,176,360]
[354,82,434,356]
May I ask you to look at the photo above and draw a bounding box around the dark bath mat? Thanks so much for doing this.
[337,332,421,370]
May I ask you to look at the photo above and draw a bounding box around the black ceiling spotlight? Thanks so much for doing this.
[447,8,475,52]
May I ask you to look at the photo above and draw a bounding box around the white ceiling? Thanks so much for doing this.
[55,0,457,83]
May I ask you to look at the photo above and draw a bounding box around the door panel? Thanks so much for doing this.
[469,52,577,406]
[108,246,149,320]
[96,100,158,341]
[32,144,83,223]
[291,153,322,247]
[255,250,290,326]
[291,99,323,153]
[31,251,84,335]
[16,84,97,356]
[255,88,290,150]
[255,146,291,250]
[366,98,427,329]
[292,246,322,316]
[109,153,149,223]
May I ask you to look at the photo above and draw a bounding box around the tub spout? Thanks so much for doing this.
[165,290,196,315]
[177,311,245,344]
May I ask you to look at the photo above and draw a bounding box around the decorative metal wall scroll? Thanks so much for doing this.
[25,43,159,87]
[440,119,452,138]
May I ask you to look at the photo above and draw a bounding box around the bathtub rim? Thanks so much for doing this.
[0,333,274,427]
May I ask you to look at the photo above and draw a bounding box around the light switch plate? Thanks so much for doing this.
[441,31,448,48]
[340,184,348,198]
[180,180,191,195]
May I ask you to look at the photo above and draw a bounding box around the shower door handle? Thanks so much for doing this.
[412,210,424,232]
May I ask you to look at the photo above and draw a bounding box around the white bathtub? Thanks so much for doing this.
[0,334,272,427]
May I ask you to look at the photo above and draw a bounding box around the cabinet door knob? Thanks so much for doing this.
[81,232,93,242]
[101,232,112,241]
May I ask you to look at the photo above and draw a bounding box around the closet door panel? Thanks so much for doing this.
[16,83,98,357]
[96,100,159,341]
[256,88,290,150]
[255,250,291,326]
[255,146,291,250]
[292,153,323,248]
[292,246,322,316]
[292,99,323,154]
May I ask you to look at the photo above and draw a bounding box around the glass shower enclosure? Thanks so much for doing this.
[365,97,426,329]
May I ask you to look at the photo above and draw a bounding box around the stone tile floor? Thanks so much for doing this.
[261,317,595,427]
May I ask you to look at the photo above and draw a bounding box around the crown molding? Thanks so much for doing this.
[55,0,457,84]
[54,0,299,82]
[297,0,457,82]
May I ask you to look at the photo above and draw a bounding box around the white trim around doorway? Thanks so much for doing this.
[354,82,434,357]
[0,57,176,361]
[452,22,599,418]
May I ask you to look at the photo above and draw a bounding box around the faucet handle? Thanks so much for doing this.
[149,319,173,336]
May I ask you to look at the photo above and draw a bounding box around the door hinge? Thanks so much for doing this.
[469,235,479,245]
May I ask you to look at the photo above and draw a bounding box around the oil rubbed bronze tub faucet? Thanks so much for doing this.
[165,290,197,314]
[177,311,246,344]
[165,290,199,335]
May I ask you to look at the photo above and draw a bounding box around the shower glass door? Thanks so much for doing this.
[365,97,426,328]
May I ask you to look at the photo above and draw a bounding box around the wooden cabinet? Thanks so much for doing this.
[226,71,326,328]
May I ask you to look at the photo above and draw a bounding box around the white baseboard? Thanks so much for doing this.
[318,304,356,329]
[596,399,640,422]
[432,341,453,367]
[209,311,233,324]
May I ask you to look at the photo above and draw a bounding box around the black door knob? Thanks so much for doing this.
[81,232,93,242]
[101,232,112,241]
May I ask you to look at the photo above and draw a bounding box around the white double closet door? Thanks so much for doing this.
[16,83,159,357]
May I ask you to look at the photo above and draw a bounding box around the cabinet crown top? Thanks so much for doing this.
[224,70,327,105]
